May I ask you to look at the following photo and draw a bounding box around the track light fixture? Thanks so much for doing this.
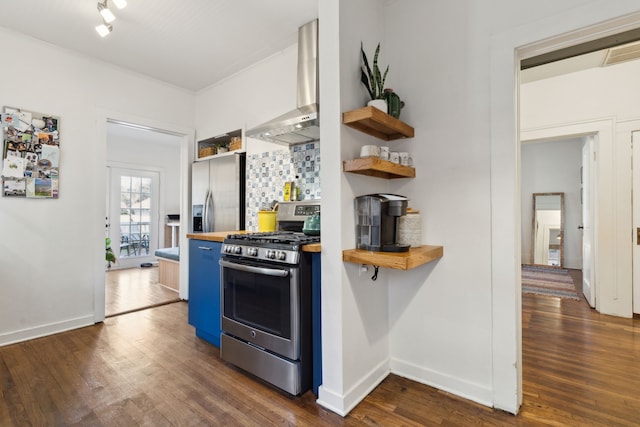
[111,0,127,9]
[95,22,113,38]
[97,1,115,23]
[95,0,126,38]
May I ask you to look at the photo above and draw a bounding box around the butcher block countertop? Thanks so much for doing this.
[186,231,246,242]
[186,231,321,253]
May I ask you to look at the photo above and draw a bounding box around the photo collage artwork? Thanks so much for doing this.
[1,106,60,198]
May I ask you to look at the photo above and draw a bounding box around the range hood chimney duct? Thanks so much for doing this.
[246,19,319,145]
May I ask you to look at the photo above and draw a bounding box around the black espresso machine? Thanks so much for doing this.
[354,194,409,252]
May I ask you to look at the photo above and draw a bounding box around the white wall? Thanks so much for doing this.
[195,44,298,150]
[521,60,640,127]
[0,26,194,345]
[377,0,497,407]
[521,138,584,268]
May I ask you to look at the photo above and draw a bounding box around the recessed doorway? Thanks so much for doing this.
[105,121,183,317]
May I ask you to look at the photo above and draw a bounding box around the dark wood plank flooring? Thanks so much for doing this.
[1,273,639,426]
[105,266,180,317]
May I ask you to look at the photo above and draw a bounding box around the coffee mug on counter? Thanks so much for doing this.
[360,145,380,158]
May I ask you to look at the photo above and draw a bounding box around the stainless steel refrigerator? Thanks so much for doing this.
[191,153,246,232]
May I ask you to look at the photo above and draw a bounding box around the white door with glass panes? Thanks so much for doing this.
[107,167,159,269]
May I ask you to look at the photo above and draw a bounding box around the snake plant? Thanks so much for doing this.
[360,42,389,100]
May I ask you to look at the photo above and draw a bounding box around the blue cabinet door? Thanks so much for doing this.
[312,252,322,395]
[188,239,222,347]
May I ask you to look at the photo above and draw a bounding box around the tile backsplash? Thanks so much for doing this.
[246,142,320,231]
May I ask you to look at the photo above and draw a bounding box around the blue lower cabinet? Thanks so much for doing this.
[311,252,322,395]
[188,239,222,347]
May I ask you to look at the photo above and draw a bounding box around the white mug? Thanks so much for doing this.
[399,152,412,166]
[390,152,400,163]
[379,146,390,160]
[360,145,380,158]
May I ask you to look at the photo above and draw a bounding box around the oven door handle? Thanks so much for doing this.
[220,259,290,277]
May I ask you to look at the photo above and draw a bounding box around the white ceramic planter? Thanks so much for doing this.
[367,99,388,113]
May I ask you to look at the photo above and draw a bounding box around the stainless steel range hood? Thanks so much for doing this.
[247,19,319,145]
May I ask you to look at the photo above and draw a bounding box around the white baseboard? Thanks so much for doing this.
[390,356,493,407]
[317,358,390,416]
[0,315,95,347]
[316,386,347,416]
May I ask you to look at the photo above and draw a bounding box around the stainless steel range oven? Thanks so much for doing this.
[220,231,319,395]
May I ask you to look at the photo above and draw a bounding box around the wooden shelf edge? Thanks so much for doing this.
[342,106,414,141]
[343,157,415,179]
[196,149,245,162]
[342,245,443,270]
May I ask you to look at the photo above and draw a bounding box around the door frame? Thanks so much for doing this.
[521,121,611,310]
[489,7,640,413]
[94,110,195,322]
[107,163,162,269]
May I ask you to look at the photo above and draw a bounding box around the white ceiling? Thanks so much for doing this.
[0,0,318,92]
[2,1,635,92]
[3,2,636,142]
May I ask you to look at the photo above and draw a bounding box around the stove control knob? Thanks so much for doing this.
[277,251,287,260]
[266,250,275,259]
[234,246,242,254]
[247,247,258,257]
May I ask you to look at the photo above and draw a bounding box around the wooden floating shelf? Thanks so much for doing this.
[342,106,414,141]
[343,245,443,270]
[343,157,415,179]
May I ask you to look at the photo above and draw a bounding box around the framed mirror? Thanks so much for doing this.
[532,192,564,267]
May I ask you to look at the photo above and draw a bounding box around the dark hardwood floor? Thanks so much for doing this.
[105,266,180,317]
[1,275,639,426]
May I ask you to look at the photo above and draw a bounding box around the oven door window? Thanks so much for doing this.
[223,260,293,339]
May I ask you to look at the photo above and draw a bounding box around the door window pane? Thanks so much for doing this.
[119,175,153,259]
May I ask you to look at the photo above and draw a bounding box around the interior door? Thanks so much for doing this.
[632,131,640,313]
[582,137,595,307]
[107,167,160,269]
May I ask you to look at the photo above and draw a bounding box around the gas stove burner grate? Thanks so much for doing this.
[226,232,320,246]
[222,232,318,264]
